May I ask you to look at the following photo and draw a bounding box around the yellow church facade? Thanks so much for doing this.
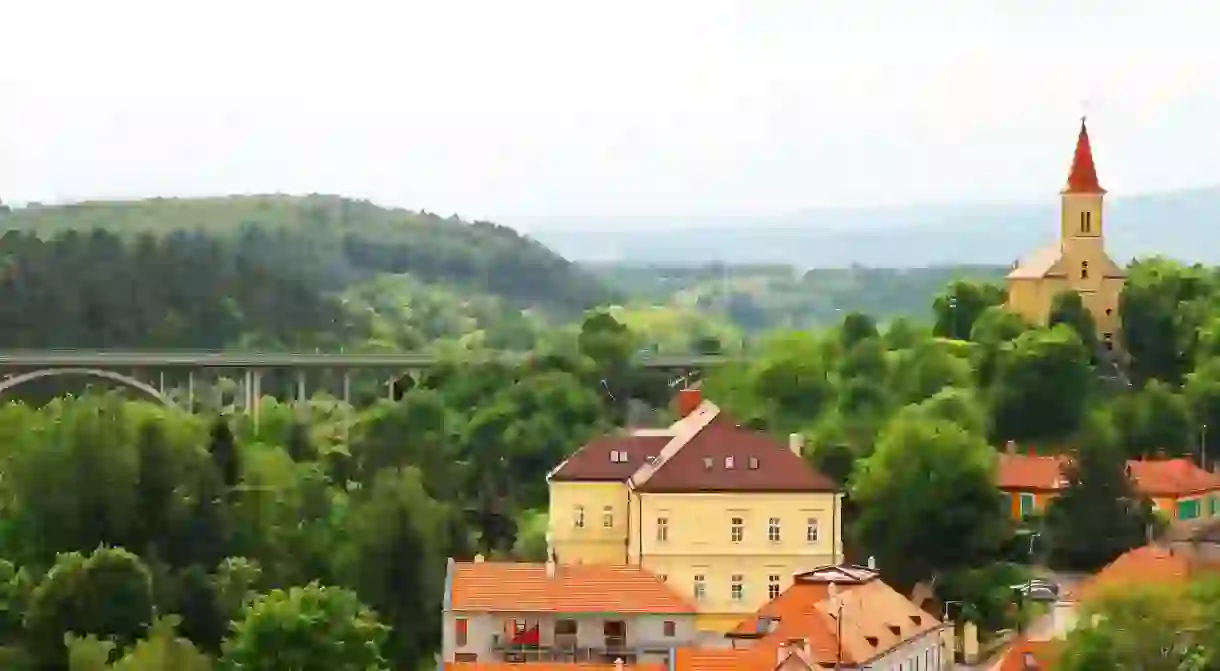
[1006,118,1126,350]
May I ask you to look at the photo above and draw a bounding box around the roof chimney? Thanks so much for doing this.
[473,553,485,563]
[789,433,804,457]
[614,658,624,671]
[867,556,876,570]
[675,389,702,417]
[1005,440,1017,454]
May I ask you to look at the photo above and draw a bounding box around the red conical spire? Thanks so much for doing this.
[1062,116,1106,195]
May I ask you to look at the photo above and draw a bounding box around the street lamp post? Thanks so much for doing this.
[1202,423,1209,470]
[829,581,843,670]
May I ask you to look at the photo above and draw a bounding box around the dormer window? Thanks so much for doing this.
[748,456,759,470]
[703,457,714,470]
[725,456,735,469]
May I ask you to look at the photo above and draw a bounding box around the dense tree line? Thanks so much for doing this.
[0,228,353,351]
[588,261,1008,332]
[0,196,619,320]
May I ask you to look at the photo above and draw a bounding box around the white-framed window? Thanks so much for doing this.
[574,505,585,528]
[806,517,819,543]
[730,574,744,601]
[602,505,614,528]
[656,516,669,542]
[768,517,781,543]
[731,517,744,543]
[693,575,706,601]
[768,574,781,599]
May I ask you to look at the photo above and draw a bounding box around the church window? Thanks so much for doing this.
[1080,261,1089,279]
[1080,211,1092,233]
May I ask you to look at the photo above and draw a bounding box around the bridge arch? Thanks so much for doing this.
[0,368,172,406]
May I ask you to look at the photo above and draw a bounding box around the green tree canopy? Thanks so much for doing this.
[221,583,389,671]
[1043,425,1158,572]
[849,415,1009,589]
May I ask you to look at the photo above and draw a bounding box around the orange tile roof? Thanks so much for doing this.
[995,638,1061,671]
[445,664,665,671]
[1062,117,1105,195]
[447,561,696,614]
[996,453,1220,497]
[1127,458,1220,497]
[725,567,942,667]
[996,453,1069,492]
[1070,545,1192,603]
[673,647,769,671]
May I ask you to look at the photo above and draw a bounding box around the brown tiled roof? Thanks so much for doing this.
[550,395,838,494]
[725,566,942,667]
[549,435,670,482]
[635,415,838,493]
[448,561,695,614]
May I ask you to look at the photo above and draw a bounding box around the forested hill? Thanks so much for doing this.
[0,195,618,316]
[0,196,620,351]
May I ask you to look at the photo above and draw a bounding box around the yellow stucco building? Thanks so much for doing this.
[1006,117,1126,350]
[546,390,844,633]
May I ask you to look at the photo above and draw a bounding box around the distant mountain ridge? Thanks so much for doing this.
[523,186,1220,268]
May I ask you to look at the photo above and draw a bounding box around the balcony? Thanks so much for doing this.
[490,638,678,664]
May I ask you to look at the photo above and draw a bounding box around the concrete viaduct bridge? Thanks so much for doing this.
[0,350,731,414]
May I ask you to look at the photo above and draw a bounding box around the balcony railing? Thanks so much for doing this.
[490,640,678,664]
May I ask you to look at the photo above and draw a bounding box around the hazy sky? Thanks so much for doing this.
[2,1,1219,223]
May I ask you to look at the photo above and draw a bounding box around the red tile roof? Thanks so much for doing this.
[1062,117,1105,195]
[996,453,1220,497]
[448,561,695,614]
[551,395,838,494]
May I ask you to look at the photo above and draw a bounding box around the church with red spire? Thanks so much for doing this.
[1005,117,1126,350]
